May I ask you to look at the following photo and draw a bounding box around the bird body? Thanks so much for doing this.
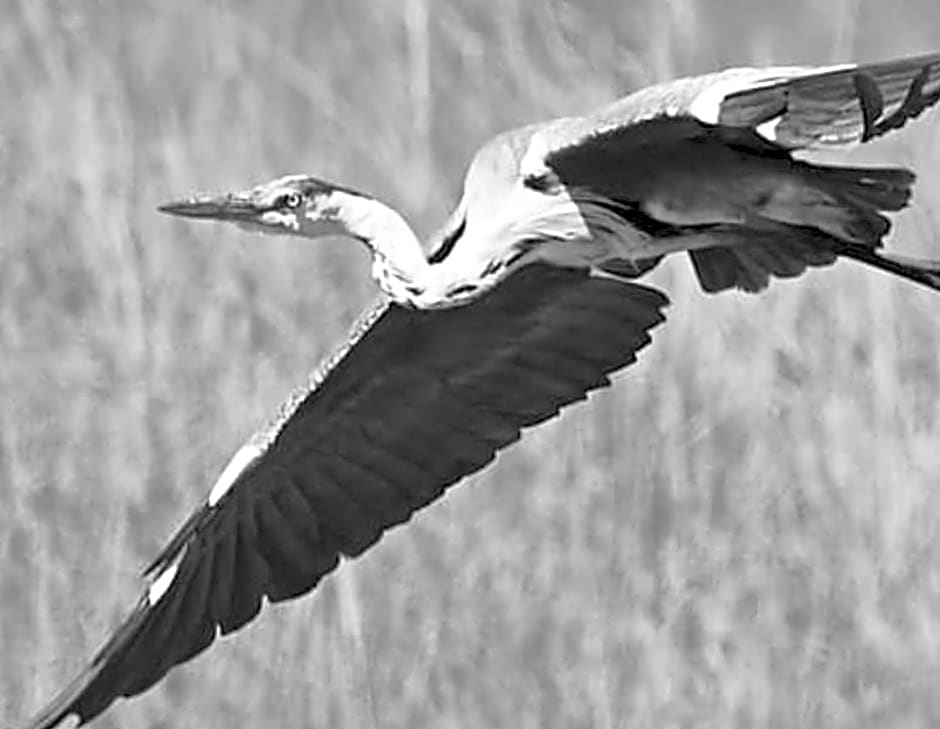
[12,50,940,729]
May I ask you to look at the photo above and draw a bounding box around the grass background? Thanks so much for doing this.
[2,1,940,727]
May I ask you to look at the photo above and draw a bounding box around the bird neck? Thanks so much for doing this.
[330,192,432,304]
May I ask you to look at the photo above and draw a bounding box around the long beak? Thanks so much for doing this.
[157,194,263,222]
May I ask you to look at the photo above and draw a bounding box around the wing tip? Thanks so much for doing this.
[17,591,166,729]
[15,660,98,729]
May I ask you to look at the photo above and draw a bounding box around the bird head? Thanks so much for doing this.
[158,174,374,240]
[160,174,437,305]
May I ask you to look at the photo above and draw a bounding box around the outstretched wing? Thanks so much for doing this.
[533,51,940,154]
[20,265,668,729]
[518,52,940,294]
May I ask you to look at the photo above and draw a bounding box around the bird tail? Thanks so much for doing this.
[687,161,940,294]
[798,162,914,242]
[780,161,940,294]
[739,161,913,247]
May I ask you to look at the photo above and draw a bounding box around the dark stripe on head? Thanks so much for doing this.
[295,176,374,200]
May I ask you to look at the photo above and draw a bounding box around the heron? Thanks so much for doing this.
[14,51,940,729]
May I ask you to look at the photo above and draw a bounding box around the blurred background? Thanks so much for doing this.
[2,1,940,727]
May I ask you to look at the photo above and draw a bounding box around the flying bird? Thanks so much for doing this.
[15,51,940,729]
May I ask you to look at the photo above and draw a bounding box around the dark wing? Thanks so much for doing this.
[20,264,668,729]
[523,52,940,294]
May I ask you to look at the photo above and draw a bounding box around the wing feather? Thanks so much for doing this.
[316,450,416,518]
[724,53,940,146]
[534,51,940,158]
[226,515,267,631]
[21,264,668,729]
[172,544,216,661]
[205,513,237,627]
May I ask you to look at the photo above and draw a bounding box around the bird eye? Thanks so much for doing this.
[279,192,303,209]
